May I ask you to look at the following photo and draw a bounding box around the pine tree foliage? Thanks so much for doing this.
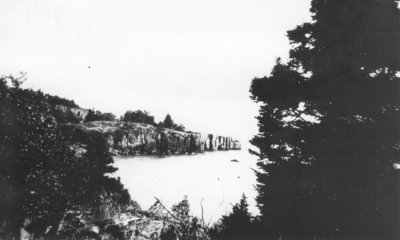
[162,114,175,129]
[250,1,400,239]
[160,114,186,131]
[210,194,254,240]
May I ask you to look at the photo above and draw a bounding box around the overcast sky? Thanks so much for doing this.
[0,0,311,145]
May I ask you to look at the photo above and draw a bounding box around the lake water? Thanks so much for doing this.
[113,149,259,224]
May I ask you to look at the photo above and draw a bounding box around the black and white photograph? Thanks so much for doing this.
[0,0,399,239]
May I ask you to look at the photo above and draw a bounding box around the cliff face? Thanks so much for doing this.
[70,121,241,156]
[55,104,90,121]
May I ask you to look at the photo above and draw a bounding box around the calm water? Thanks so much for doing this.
[113,149,259,224]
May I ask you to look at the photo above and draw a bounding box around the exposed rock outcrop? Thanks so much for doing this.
[55,104,90,121]
[67,121,241,156]
[54,198,208,240]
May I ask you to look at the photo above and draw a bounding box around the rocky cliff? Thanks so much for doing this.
[55,104,90,121]
[68,121,241,156]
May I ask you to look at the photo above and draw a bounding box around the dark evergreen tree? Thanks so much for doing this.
[84,109,96,122]
[210,194,254,240]
[160,114,186,131]
[250,1,400,239]
[162,114,175,129]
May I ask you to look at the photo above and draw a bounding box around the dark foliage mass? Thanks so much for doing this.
[249,0,399,239]
[121,110,156,125]
[0,76,130,239]
[121,110,186,131]
[46,94,82,124]
[159,114,186,131]
[85,109,116,122]
[210,194,255,240]
[160,197,209,240]
[51,108,82,124]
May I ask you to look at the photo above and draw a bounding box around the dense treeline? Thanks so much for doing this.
[158,114,186,131]
[0,76,131,239]
[121,110,156,125]
[85,109,116,122]
[246,0,399,239]
[121,110,186,131]
[46,93,78,108]
[48,97,188,132]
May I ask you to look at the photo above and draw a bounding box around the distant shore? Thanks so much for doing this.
[64,120,241,157]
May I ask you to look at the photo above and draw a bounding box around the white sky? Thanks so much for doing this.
[0,0,311,145]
